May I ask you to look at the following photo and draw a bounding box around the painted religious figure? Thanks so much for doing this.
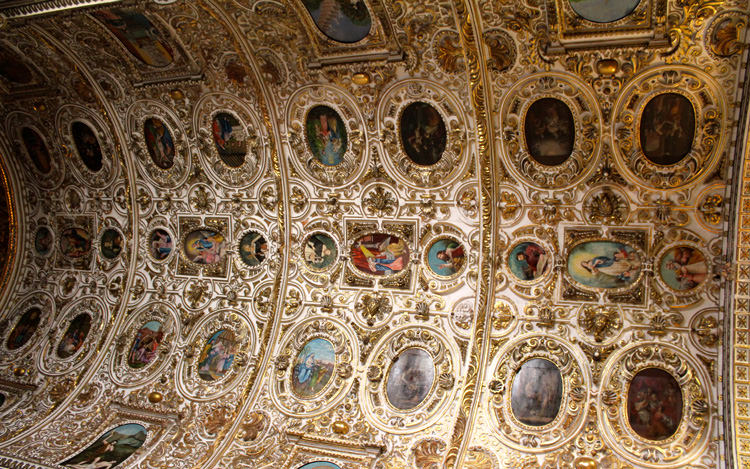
[20,127,51,174]
[60,227,92,259]
[61,423,147,468]
[292,338,336,398]
[127,321,164,369]
[57,313,92,359]
[100,228,123,260]
[510,358,563,426]
[400,102,447,166]
[509,241,549,281]
[524,97,575,166]
[0,48,32,84]
[71,121,103,172]
[303,233,337,270]
[298,463,341,469]
[183,230,226,265]
[197,330,236,381]
[149,229,173,260]
[568,0,640,23]
[211,112,246,167]
[92,9,174,67]
[306,105,347,166]
[6,307,41,350]
[568,241,642,289]
[386,348,435,410]
[350,233,410,276]
[302,0,371,43]
[34,227,53,256]
[239,231,268,267]
[659,246,708,291]
[627,368,683,440]
[640,93,695,166]
[427,238,466,277]
[143,118,175,170]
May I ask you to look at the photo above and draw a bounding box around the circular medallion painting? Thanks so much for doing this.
[298,463,341,469]
[291,338,335,398]
[640,93,695,166]
[239,231,268,267]
[569,0,640,23]
[60,227,91,259]
[508,241,550,281]
[567,241,642,289]
[510,358,562,426]
[197,329,236,381]
[100,228,123,260]
[149,228,173,260]
[127,320,164,369]
[306,105,347,166]
[183,229,226,265]
[57,313,91,359]
[6,307,41,350]
[426,238,466,277]
[351,233,410,277]
[399,102,447,166]
[20,127,51,174]
[143,117,175,170]
[212,112,246,167]
[303,233,337,270]
[659,246,708,291]
[386,347,435,410]
[627,368,683,440]
[524,98,575,166]
[34,227,53,256]
[71,121,103,172]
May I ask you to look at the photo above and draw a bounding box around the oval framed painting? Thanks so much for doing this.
[92,8,174,67]
[183,229,226,265]
[6,307,42,351]
[291,338,336,398]
[34,226,53,257]
[149,228,173,261]
[127,320,164,369]
[639,93,695,166]
[658,245,708,292]
[238,230,268,268]
[306,105,347,166]
[508,241,551,282]
[61,423,147,468]
[60,227,91,259]
[197,329,236,381]
[426,237,466,277]
[71,121,103,172]
[143,117,175,170]
[298,462,341,469]
[399,102,447,166]
[567,241,642,289]
[350,233,410,277]
[303,232,337,271]
[57,313,92,359]
[385,347,435,410]
[211,112,246,168]
[510,358,563,426]
[523,97,575,166]
[302,0,371,43]
[568,0,641,23]
[627,368,683,441]
[20,127,51,174]
[100,228,123,260]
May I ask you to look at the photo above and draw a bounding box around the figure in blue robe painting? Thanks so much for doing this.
[306,106,347,166]
[580,247,640,282]
[291,338,335,397]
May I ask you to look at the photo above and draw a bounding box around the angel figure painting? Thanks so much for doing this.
[350,233,410,276]
[183,230,226,265]
[567,241,642,289]
[61,423,147,468]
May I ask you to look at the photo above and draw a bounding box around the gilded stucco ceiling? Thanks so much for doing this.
[0,0,747,468]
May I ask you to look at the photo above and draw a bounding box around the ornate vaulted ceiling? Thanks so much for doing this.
[0,0,747,467]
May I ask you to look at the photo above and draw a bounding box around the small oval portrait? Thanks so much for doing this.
[239,231,268,267]
[212,112,246,167]
[149,229,173,260]
[100,228,123,260]
[292,338,336,398]
[640,93,695,166]
[710,17,742,57]
[34,227,53,256]
[400,102,447,166]
[20,127,51,174]
[302,0,371,43]
[524,97,575,166]
[351,233,410,277]
[659,246,708,291]
[568,0,640,23]
[568,241,642,289]
[197,329,236,381]
[61,423,147,468]
[127,320,164,369]
[510,358,563,426]
[57,313,92,359]
[508,241,550,282]
[0,48,32,84]
[306,105,347,166]
[60,227,91,259]
[6,307,42,350]
[427,238,465,277]
[303,233,337,270]
[93,8,174,67]
[627,368,683,441]
[71,121,103,172]
[386,348,435,410]
[184,230,226,265]
[143,117,175,170]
